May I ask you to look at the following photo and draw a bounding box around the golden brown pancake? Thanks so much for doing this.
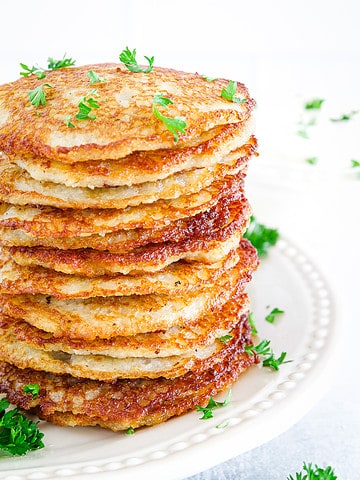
[0,242,259,298]
[0,301,251,380]
[0,151,248,209]
[0,292,249,358]
[0,171,244,236]
[0,314,258,431]
[0,255,254,339]
[5,230,241,277]
[10,129,256,188]
[0,194,250,251]
[0,63,255,162]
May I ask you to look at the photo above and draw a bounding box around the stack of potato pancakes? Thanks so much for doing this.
[0,63,259,431]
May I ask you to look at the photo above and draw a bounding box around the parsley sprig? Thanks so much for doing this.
[152,94,187,142]
[23,384,40,398]
[87,70,106,85]
[305,98,325,110]
[221,80,247,104]
[0,398,44,456]
[119,46,154,73]
[28,83,52,108]
[330,110,359,122]
[196,390,232,420]
[265,307,285,324]
[244,216,279,257]
[75,90,100,121]
[287,462,337,480]
[20,54,75,78]
[245,339,291,371]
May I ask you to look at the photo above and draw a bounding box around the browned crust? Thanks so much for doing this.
[0,63,255,162]
[1,288,249,355]
[0,172,245,236]
[0,314,258,430]
[0,193,251,251]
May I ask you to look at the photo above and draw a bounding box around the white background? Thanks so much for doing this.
[0,1,359,478]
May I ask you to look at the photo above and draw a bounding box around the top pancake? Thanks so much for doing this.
[0,63,255,162]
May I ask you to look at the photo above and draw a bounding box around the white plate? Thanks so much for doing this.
[0,237,339,480]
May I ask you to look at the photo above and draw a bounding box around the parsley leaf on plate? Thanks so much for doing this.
[244,216,279,257]
[305,98,325,110]
[265,307,285,324]
[196,390,232,420]
[0,398,44,456]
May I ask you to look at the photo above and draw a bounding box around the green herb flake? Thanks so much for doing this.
[351,159,360,168]
[28,83,53,108]
[23,384,40,397]
[196,390,232,420]
[119,46,154,73]
[202,75,217,82]
[245,339,292,371]
[218,334,233,344]
[87,70,106,85]
[221,80,247,104]
[248,312,258,336]
[19,63,46,79]
[216,420,229,429]
[306,157,318,165]
[75,92,100,121]
[152,94,187,142]
[0,398,44,456]
[47,54,76,70]
[287,462,337,480]
[245,339,272,356]
[330,110,358,122]
[262,351,291,371]
[125,427,135,435]
[265,307,285,324]
[305,98,325,110]
[65,115,76,128]
[244,216,279,257]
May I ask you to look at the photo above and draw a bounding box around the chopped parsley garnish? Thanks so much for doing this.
[28,83,52,108]
[248,312,258,336]
[196,390,232,420]
[265,307,285,324]
[125,427,135,435]
[20,54,75,79]
[75,91,100,121]
[306,156,318,165]
[0,398,44,456]
[221,80,247,104]
[245,339,272,356]
[202,75,217,82]
[119,46,154,73]
[305,98,325,110]
[47,54,76,70]
[87,70,106,85]
[287,462,337,480]
[330,110,358,122]
[218,334,233,344]
[297,118,317,139]
[262,351,291,371]
[351,159,360,168]
[23,384,40,398]
[245,339,291,371]
[20,63,46,79]
[152,94,187,142]
[65,115,76,128]
[244,216,279,257]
